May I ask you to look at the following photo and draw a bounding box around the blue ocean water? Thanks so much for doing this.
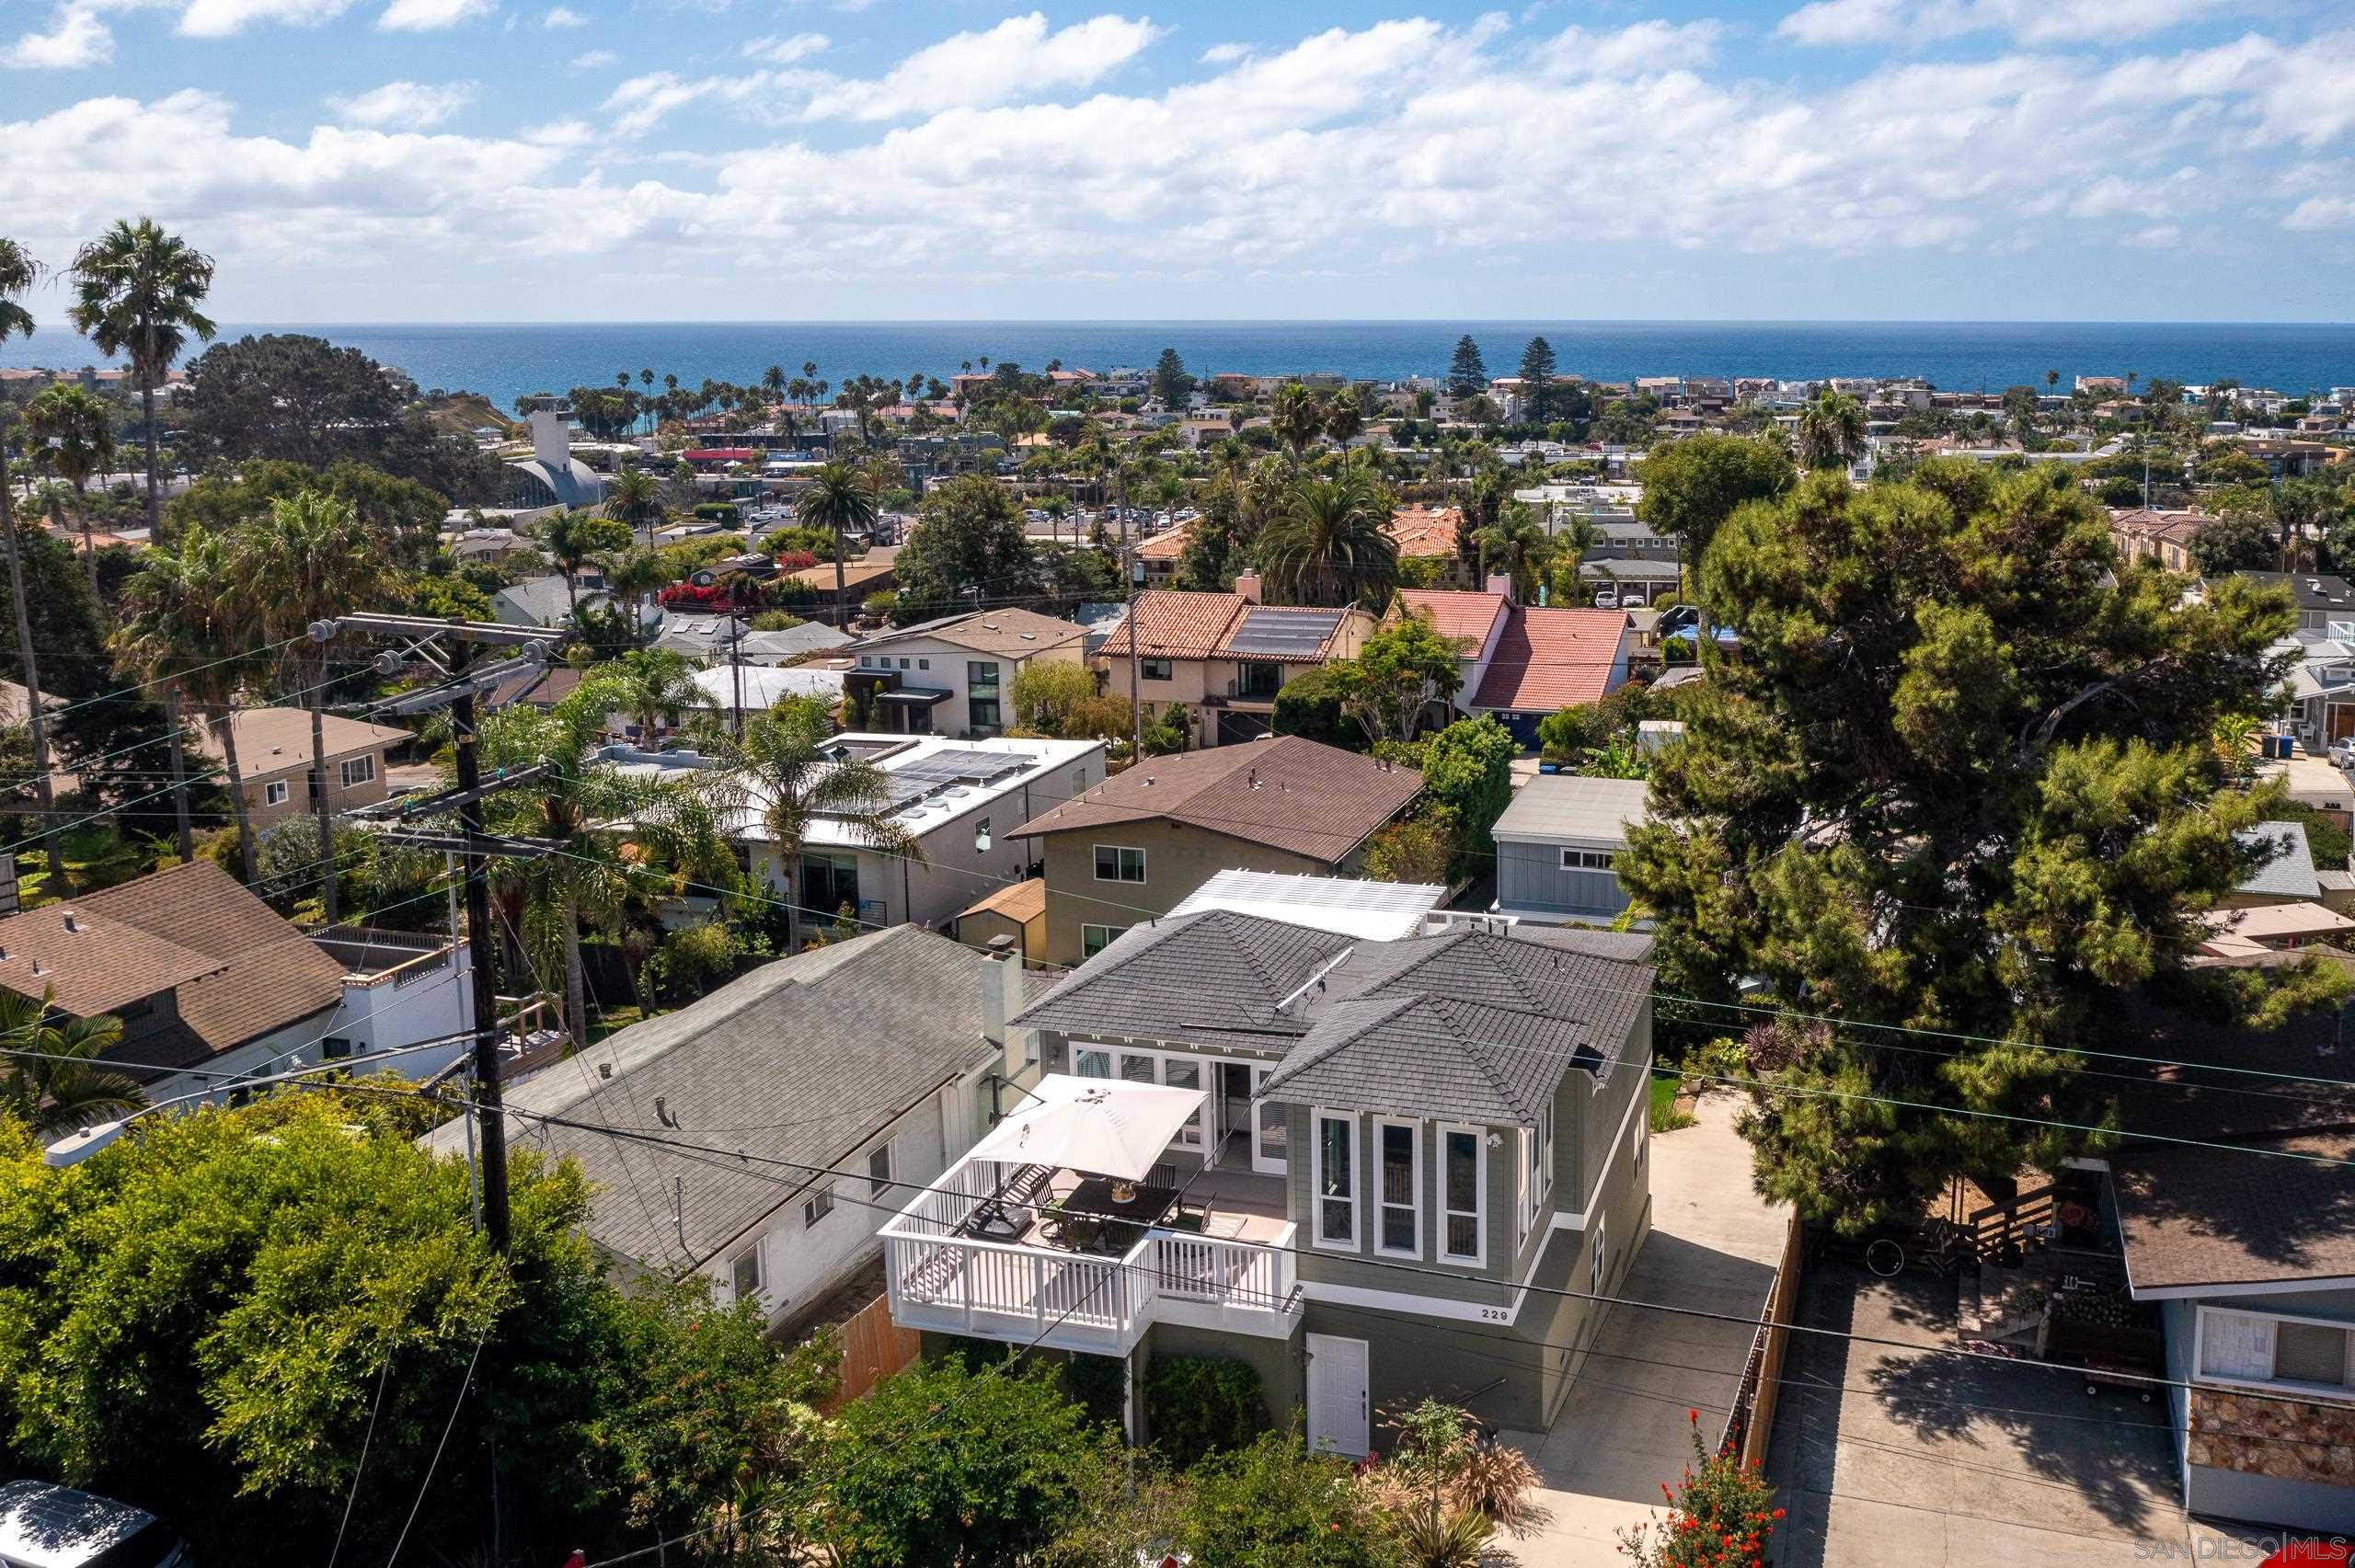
[7,320,2352,415]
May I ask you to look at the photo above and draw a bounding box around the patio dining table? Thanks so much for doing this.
[1042,1176,1180,1253]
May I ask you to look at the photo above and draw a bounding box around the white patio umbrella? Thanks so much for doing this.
[966,1073,1207,1182]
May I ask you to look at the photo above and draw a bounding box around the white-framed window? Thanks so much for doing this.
[1439,1124,1486,1267]
[1591,1211,1608,1299]
[1313,1110,1359,1250]
[1081,923,1127,959]
[803,1187,834,1228]
[1075,1047,1112,1078]
[917,658,929,670]
[867,1142,892,1197]
[2200,1306,2355,1393]
[1375,1117,1421,1258]
[1094,845,1147,883]
[1560,848,1616,871]
[339,754,377,788]
[263,779,290,807]
[731,1245,763,1301]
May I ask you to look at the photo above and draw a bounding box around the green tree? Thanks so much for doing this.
[1474,499,1553,602]
[2188,507,2280,577]
[1269,666,1361,749]
[706,694,920,949]
[1365,808,1458,886]
[1151,347,1195,406]
[603,647,711,743]
[1634,432,1796,578]
[1419,715,1513,882]
[797,461,876,628]
[895,474,1040,616]
[1008,659,1100,734]
[541,508,631,619]
[65,218,217,535]
[1269,383,1326,465]
[604,464,662,541]
[1516,337,1557,424]
[1619,464,2342,1230]
[1180,1431,1401,1568]
[1795,388,1867,472]
[22,383,116,600]
[1325,387,1366,447]
[1261,470,1399,611]
[0,238,64,882]
[1327,614,1464,747]
[1444,335,1488,399]
[805,1356,1111,1566]
[0,984,136,1136]
[177,334,405,470]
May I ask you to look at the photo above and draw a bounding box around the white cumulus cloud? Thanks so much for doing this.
[743,30,827,64]
[569,47,616,69]
[4,5,111,66]
[376,0,490,30]
[327,78,476,127]
[543,5,585,24]
[1778,0,2234,48]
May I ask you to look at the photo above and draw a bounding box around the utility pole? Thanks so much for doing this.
[330,613,567,1255]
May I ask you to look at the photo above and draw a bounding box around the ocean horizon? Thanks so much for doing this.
[7,319,2352,416]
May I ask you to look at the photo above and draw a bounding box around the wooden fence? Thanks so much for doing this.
[821,1293,921,1413]
[1722,1210,1805,1471]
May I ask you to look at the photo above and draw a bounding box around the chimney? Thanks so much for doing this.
[1486,572,1515,604]
[981,933,1020,1051]
[1235,571,1262,605]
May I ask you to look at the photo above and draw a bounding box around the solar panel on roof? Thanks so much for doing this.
[1225,607,1344,657]
[893,747,1029,785]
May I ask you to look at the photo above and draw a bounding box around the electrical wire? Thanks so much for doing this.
[382,1322,490,1568]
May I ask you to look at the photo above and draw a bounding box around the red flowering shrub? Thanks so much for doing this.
[1616,1410,1783,1568]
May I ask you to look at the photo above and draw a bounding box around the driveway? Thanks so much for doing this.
[1765,1262,2284,1566]
[1500,1094,1790,1562]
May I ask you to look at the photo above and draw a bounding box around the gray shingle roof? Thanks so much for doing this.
[2234,820,2323,901]
[1013,910,1350,1051]
[1259,993,1603,1125]
[427,925,1011,1273]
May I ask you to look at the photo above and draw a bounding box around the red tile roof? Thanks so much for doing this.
[1471,607,1628,713]
[1102,590,1249,659]
[1013,735,1420,864]
[1386,505,1465,558]
[1396,589,1508,652]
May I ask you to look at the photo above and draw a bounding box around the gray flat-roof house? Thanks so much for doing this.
[880,910,1657,1450]
[2222,821,2323,909]
[1491,775,1650,926]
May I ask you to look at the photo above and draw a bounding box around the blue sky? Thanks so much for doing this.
[5,0,2353,322]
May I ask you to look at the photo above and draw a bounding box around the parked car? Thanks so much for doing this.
[1657,603,1701,636]
[0,1482,191,1568]
[1592,589,1619,609]
[2331,738,2355,772]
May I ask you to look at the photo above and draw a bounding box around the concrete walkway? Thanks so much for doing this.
[1499,1093,1790,1562]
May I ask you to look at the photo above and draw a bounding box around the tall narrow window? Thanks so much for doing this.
[1591,1211,1608,1299]
[1442,1127,1485,1266]
[1377,1119,1420,1257]
[1315,1113,1357,1248]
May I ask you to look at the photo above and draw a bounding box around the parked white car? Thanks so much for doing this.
[0,1482,192,1568]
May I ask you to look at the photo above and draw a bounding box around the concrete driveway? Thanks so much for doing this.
[1765,1262,2264,1567]
[1499,1094,1791,1562]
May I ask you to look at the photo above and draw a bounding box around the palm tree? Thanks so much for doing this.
[798,461,875,625]
[65,218,216,535]
[1269,383,1323,465]
[1796,390,1867,472]
[470,678,726,1050]
[0,237,63,885]
[705,695,920,951]
[236,492,389,925]
[117,525,268,882]
[22,383,115,600]
[1476,501,1554,601]
[1325,387,1365,447]
[603,544,669,642]
[604,647,710,745]
[0,985,139,1137]
[762,364,786,413]
[604,464,661,543]
[543,508,615,619]
[1260,470,1400,611]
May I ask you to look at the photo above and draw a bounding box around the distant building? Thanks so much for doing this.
[193,707,412,832]
[1492,775,1650,927]
[503,406,606,510]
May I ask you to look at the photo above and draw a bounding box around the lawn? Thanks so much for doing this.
[1648,1067,1695,1133]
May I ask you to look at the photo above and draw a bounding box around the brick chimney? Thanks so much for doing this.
[1235,571,1262,605]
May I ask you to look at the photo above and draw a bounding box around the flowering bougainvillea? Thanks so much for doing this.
[1616,1410,1784,1568]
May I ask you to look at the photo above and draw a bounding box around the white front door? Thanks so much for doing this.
[1305,1333,1370,1457]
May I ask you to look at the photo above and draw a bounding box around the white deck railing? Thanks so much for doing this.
[881,1159,1301,1355]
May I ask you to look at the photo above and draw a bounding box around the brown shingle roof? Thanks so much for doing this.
[958,876,1046,924]
[1012,734,1419,864]
[1101,590,1250,660]
[0,862,347,1071]
[193,708,411,775]
[862,606,1086,658]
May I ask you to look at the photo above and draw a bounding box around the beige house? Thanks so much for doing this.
[953,876,1048,967]
[1011,734,1423,966]
[845,607,1089,738]
[1099,582,1376,748]
[196,707,412,831]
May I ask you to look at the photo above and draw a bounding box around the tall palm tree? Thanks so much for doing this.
[798,461,875,625]
[22,383,116,600]
[1269,383,1323,466]
[604,464,661,543]
[0,985,138,1137]
[472,677,729,1048]
[0,237,63,885]
[1796,390,1867,473]
[1260,470,1399,611]
[705,695,919,952]
[543,508,615,619]
[117,525,267,882]
[1476,501,1555,602]
[604,647,710,745]
[65,219,215,535]
[1324,387,1365,447]
[762,364,787,412]
[603,544,669,642]
[236,492,389,925]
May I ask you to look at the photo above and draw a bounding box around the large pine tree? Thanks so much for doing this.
[1517,336,1558,424]
[1622,461,2345,1230]
[1444,334,1488,398]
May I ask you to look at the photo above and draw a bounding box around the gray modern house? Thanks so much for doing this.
[879,908,1656,1450]
[1491,775,1650,926]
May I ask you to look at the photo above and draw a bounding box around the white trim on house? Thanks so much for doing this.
[1312,1106,1361,1252]
[2133,1276,2355,1301]
[1374,1116,1422,1260]
[1547,1069,1648,1233]
[2194,1303,2355,1402]
[1437,1121,1488,1269]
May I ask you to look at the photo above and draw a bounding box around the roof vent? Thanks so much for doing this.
[598,1062,613,1079]
[61,912,78,933]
